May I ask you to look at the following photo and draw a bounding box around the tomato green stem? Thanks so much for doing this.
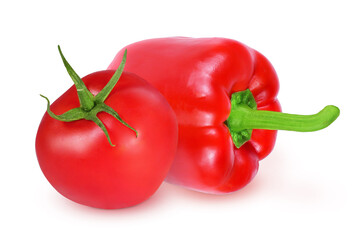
[40,46,137,146]
[226,89,340,148]
[95,50,127,103]
[58,46,95,112]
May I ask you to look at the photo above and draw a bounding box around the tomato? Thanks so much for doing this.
[35,48,178,209]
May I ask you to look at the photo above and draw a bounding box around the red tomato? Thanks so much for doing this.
[36,70,178,209]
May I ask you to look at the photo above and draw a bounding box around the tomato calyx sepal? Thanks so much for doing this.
[40,46,137,147]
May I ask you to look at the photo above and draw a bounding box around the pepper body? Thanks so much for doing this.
[108,37,281,194]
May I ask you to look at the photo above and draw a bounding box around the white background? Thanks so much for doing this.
[1,0,359,239]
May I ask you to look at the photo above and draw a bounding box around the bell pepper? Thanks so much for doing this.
[108,37,339,194]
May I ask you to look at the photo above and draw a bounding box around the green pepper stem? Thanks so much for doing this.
[228,104,340,132]
[226,89,340,148]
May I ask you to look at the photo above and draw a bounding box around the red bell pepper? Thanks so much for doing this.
[108,37,339,194]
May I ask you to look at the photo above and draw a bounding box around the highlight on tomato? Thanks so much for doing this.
[35,46,178,209]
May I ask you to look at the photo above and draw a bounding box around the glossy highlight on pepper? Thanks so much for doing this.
[108,37,339,194]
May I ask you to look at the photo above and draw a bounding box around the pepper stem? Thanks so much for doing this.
[40,46,137,146]
[226,89,340,148]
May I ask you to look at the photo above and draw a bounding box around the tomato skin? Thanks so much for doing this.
[36,70,178,209]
